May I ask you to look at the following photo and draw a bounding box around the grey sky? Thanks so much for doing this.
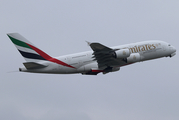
[1,0,179,120]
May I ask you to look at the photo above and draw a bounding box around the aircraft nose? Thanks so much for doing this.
[172,46,176,53]
[169,45,176,57]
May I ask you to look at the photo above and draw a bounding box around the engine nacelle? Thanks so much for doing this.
[114,49,130,59]
[127,53,141,63]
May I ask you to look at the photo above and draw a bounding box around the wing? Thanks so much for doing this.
[89,42,123,68]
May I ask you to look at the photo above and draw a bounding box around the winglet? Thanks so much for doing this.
[86,41,91,46]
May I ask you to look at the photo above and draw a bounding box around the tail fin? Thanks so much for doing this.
[7,33,51,62]
[7,33,75,69]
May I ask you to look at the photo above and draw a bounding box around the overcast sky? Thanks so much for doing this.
[1,0,179,120]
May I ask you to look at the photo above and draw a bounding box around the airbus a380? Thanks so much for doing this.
[7,33,176,75]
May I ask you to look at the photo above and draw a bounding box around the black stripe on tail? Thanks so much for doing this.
[18,50,47,60]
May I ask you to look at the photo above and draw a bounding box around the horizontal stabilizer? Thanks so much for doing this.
[23,62,47,69]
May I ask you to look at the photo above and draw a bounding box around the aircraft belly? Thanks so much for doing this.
[141,48,167,61]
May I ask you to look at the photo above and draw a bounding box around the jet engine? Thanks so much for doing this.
[126,53,141,63]
[113,49,130,59]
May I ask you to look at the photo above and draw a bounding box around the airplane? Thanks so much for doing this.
[7,33,176,75]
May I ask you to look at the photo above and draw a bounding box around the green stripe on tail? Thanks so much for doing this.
[8,35,32,50]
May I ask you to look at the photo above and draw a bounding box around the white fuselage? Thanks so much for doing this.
[20,40,176,74]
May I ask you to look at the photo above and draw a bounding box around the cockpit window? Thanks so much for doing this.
[168,44,171,46]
